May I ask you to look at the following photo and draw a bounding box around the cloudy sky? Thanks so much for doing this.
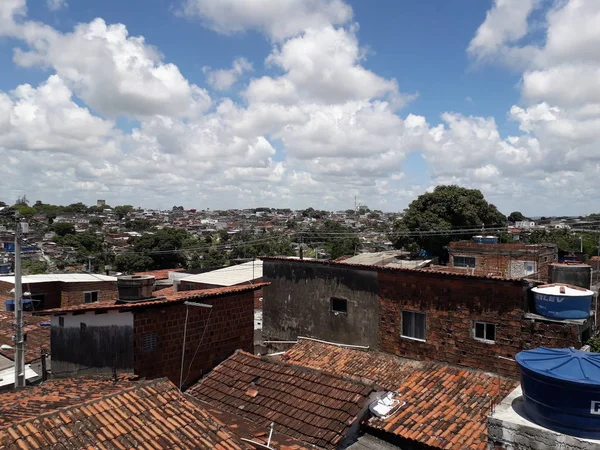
[0,0,598,215]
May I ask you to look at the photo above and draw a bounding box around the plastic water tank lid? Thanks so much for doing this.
[516,347,600,385]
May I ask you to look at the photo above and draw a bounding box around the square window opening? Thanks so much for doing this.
[454,256,476,268]
[402,310,426,341]
[84,291,99,304]
[330,297,348,314]
[474,321,496,342]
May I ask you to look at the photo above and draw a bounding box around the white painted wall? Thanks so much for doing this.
[51,310,133,328]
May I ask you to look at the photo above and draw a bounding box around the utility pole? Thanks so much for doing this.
[14,219,25,388]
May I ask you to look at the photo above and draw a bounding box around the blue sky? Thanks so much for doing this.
[1,0,599,215]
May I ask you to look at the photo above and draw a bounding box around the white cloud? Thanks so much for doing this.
[179,0,353,41]
[46,0,67,12]
[468,0,539,63]
[10,17,211,118]
[203,57,252,91]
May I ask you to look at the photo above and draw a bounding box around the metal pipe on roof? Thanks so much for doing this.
[298,336,370,350]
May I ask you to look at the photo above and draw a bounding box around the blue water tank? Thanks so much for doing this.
[472,235,484,244]
[482,235,498,244]
[4,299,34,312]
[516,348,600,438]
[531,284,593,319]
[0,264,9,275]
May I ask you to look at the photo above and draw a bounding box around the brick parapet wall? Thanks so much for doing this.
[377,270,585,378]
[133,291,254,388]
[0,281,62,310]
[59,282,118,308]
[450,243,557,280]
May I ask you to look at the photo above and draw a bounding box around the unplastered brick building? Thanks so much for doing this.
[262,257,591,378]
[41,283,266,388]
[448,238,558,280]
[0,274,118,310]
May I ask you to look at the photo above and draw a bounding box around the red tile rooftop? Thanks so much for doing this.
[281,339,518,450]
[133,268,185,280]
[0,377,247,449]
[35,282,269,315]
[187,350,373,449]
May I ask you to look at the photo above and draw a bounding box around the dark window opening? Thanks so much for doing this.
[402,311,426,340]
[58,316,64,327]
[474,321,496,342]
[84,292,99,304]
[141,333,158,353]
[330,297,348,314]
[29,294,45,310]
[454,256,476,268]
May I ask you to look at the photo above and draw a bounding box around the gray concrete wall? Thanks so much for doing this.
[262,260,379,348]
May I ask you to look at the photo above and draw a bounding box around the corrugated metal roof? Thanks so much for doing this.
[0,274,117,284]
[180,260,263,286]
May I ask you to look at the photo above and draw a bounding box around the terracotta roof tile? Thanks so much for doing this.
[0,312,50,364]
[281,338,425,391]
[281,340,518,450]
[133,268,185,280]
[36,282,270,315]
[0,378,246,449]
[187,350,372,449]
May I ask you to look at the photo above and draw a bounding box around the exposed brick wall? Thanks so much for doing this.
[0,281,61,310]
[133,291,254,388]
[377,270,586,377]
[59,282,118,308]
[449,242,557,280]
[179,279,263,309]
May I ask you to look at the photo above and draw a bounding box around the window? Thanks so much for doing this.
[29,294,45,310]
[523,262,535,275]
[58,316,64,327]
[474,321,496,342]
[141,333,158,353]
[84,291,99,304]
[330,297,348,314]
[454,256,476,268]
[402,311,426,341]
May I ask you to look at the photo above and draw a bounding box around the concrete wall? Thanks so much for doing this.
[180,279,264,309]
[50,311,134,377]
[549,264,592,289]
[262,260,379,348]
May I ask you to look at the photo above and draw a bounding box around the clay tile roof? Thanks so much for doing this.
[0,375,138,427]
[133,268,185,280]
[281,338,425,391]
[367,364,518,450]
[0,312,50,364]
[281,340,518,450]
[37,282,270,315]
[187,350,373,449]
[0,378,247,449]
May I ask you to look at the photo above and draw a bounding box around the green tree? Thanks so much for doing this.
[391,185,507,256]
[64,202,88,214]
[89,217,104,227]
[53,222,76,237]
[131,228,190,269]
[301,221,360,260]
[14,195,28,206]
[13,204,36,219]
[125,218,153,232]
[22,260,48,275]
[114,254,154,272]
[508,211,527,223]
[113,205,134,220]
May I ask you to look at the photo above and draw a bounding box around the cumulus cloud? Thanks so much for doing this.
[179,0,353,41]
[10,17,211,118]
[203,57,252,91]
